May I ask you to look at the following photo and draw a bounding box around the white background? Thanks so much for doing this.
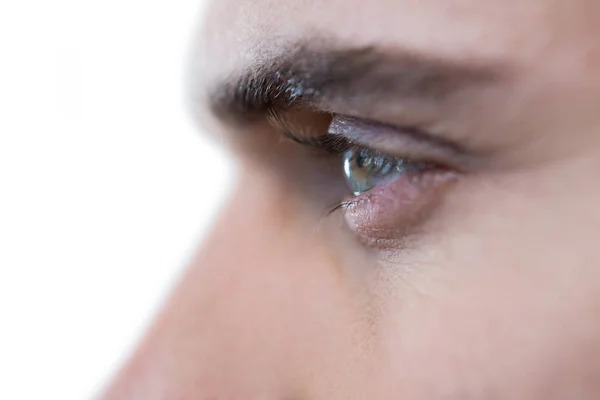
[0,1,234,399]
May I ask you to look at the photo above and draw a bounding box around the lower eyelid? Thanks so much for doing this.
[340,170,459,246]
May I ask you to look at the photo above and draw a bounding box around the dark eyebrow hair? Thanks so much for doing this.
[208,42,508,124]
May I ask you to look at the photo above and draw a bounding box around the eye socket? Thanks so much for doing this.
[267,108,461,245]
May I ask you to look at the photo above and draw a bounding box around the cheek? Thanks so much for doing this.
[369,167,600,398]
[376,270,600,398]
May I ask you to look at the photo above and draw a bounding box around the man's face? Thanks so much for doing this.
[104,0,600,398]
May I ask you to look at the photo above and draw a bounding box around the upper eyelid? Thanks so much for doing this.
[267,106,467,158]
[268,108,477,172]
[329,115,468,157]
[328,115,483,171]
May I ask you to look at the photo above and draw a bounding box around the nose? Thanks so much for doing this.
[99,174,365,399]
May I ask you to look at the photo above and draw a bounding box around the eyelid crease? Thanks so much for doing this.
[329,115,467,157]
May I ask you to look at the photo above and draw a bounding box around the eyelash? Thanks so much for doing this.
[267,109,343,153]
[280,127,351,153]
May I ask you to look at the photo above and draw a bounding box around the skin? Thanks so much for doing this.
[101,0,600,399]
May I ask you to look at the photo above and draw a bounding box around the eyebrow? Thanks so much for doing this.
[208,41,509,125]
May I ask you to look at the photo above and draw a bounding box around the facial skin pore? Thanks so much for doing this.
[102,1,600,399]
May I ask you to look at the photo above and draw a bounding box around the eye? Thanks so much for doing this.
[343,146,433,196]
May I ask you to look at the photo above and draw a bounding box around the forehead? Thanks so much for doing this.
[199,0,599,81]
